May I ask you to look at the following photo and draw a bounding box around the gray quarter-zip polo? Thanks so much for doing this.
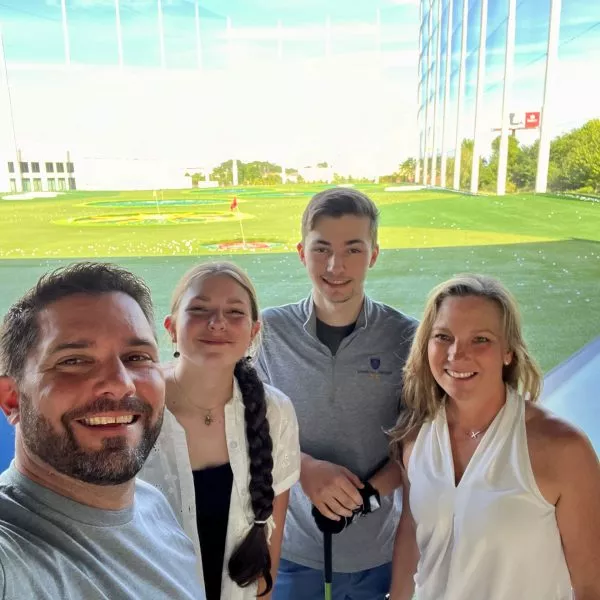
[257,295,417,572]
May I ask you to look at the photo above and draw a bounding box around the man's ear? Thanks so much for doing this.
[297,241,306,266]
[369,244,380,268]
[0,377,21,425]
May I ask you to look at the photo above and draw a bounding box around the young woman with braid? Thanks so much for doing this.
[140,262,300,600]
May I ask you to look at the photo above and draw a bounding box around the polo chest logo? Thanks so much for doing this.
[357,356,393,379]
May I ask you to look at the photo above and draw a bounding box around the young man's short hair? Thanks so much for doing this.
[301,188,380,245]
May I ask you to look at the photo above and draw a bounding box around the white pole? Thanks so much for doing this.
[416,131,422,183]
[61,0,71,66]
[277,20,284,186]
[471,0,488,194]
[0,24,21,192]
[232,158,239,186]
[430,0,443,186]
[153,189,162,216]
[440,0,452,189]
[422,7,432,186]
[536,0,562,193]
[115,0,123,67]
[497,0,517,196]
[195,0,203,71]
[453,0,469,191]
[415,1,422,184]
[157,0,166,68]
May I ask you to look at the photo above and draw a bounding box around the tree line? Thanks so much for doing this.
[389,118,600,195]
[187,118,600,193]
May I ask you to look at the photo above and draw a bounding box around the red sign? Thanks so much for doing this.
[525,112,541,129]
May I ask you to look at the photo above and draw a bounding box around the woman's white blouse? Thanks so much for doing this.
[139,379,301,599]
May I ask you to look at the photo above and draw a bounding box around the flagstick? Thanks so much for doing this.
[235,205,247,249]
[153,189,161,216]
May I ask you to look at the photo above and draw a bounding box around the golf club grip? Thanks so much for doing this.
[324,531,332,583]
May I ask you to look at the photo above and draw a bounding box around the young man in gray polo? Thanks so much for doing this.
[257,188,417,599]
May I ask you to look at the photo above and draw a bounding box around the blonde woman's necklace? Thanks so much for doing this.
[467,427,487,440]
[173,373,223,426]
[456,420,493,441]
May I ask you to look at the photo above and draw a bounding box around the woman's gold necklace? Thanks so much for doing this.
[173,373,223,426]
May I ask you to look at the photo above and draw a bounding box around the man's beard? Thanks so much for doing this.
[19,395,163,486]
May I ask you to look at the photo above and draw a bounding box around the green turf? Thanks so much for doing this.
[2,186,598,258]
[0,185,598,372]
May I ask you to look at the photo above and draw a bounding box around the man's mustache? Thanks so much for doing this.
[62,396,154,424]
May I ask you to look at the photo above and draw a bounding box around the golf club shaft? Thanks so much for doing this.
[324,531,332,600]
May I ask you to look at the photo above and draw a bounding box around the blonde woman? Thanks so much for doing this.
[388,274,600,600]
[139,262,300,600]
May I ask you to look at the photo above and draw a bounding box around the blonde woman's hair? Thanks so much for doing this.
[170,261,262,355]
[389,274,542,456]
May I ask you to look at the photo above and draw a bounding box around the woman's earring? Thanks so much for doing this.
[173,344,180,359]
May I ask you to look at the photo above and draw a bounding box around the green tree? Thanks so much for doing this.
[210,160,285,186]
[479,135,523,192]
[211,160,234,185]
[398,158,416,182]
[562,119,600,192]
[548,119,600,193]
[444,157,455,187]
[478,158,495,191]
[511,139,538,191]
[459,139,474,190]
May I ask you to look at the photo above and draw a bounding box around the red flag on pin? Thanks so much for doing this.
[230,196,238,211]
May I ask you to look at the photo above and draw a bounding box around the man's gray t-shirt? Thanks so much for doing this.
[258,296,417,572]
[0,464,205,600]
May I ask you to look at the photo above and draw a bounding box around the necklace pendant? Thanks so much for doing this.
[204,414,213,426]
[470,430,481,439]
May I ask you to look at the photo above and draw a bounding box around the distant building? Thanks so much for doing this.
[298,165,334,183]
[0,152,219,193]
[2,150,76,193]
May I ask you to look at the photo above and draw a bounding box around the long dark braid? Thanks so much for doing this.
[228,357,275,594]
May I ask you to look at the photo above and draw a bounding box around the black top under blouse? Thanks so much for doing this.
[193,462,234,600]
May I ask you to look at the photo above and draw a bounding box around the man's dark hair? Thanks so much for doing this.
[301,187,380,244]
[0,261,155,381]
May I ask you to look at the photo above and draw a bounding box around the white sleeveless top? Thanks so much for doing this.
[408,387,573,600]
